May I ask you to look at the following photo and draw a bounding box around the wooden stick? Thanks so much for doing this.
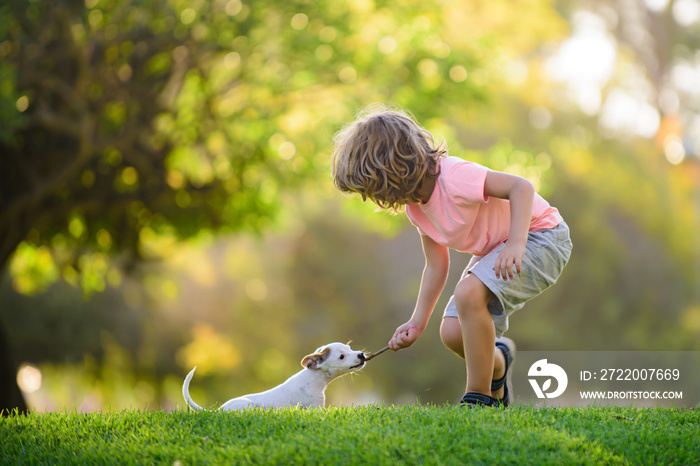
[364,345,391,361]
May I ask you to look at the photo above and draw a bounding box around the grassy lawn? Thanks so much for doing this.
[1,405,697,465]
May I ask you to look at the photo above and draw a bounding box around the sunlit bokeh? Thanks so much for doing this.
[17,364,42,394]
[546,10,617,116]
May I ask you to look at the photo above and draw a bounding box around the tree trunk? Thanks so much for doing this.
[0,319,27,416]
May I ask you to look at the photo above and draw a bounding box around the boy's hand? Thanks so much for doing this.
[389,322,422,351]
[493,241,526,281]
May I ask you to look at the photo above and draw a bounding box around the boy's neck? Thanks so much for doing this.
[417,174,437,204]
[416,161,439,203]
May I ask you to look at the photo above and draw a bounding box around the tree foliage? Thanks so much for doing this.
[1,0,563,294]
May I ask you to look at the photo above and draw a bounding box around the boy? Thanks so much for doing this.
[331,108,572,407]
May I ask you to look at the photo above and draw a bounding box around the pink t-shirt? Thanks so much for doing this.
[405,156,563,256]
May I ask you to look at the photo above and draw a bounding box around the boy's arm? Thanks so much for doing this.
[483,170,535,281]
[389,234,449,351]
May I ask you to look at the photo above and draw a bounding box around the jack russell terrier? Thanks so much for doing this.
[182,342,366,411]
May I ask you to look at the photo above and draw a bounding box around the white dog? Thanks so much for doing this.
[182,342,366,411]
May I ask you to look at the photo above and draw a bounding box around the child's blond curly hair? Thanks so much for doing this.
[331,106,447,213]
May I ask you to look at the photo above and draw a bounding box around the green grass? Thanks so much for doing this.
[1,405,697,465]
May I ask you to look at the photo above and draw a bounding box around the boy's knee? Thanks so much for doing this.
[453,276,492,318]
[440,317,463,357]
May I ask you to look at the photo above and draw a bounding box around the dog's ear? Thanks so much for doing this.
[301,346,331,369]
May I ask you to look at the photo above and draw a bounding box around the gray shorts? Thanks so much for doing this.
[443,222,572,337]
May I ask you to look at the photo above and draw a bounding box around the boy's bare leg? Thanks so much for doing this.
[443,277,506,398]
[440,318,506,399]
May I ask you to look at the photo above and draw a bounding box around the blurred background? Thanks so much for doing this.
[1,0,699,413]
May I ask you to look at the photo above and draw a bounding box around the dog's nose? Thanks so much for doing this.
[359,352,366,360]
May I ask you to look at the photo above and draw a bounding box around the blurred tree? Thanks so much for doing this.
[0,0,566,412]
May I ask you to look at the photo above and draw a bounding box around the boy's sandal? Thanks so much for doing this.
[491,338,516,407]
[460,392,498,408]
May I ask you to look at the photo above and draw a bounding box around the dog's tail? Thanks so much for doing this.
[182,366,206,412]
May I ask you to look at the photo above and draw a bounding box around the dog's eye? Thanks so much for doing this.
[339,354,345,360]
